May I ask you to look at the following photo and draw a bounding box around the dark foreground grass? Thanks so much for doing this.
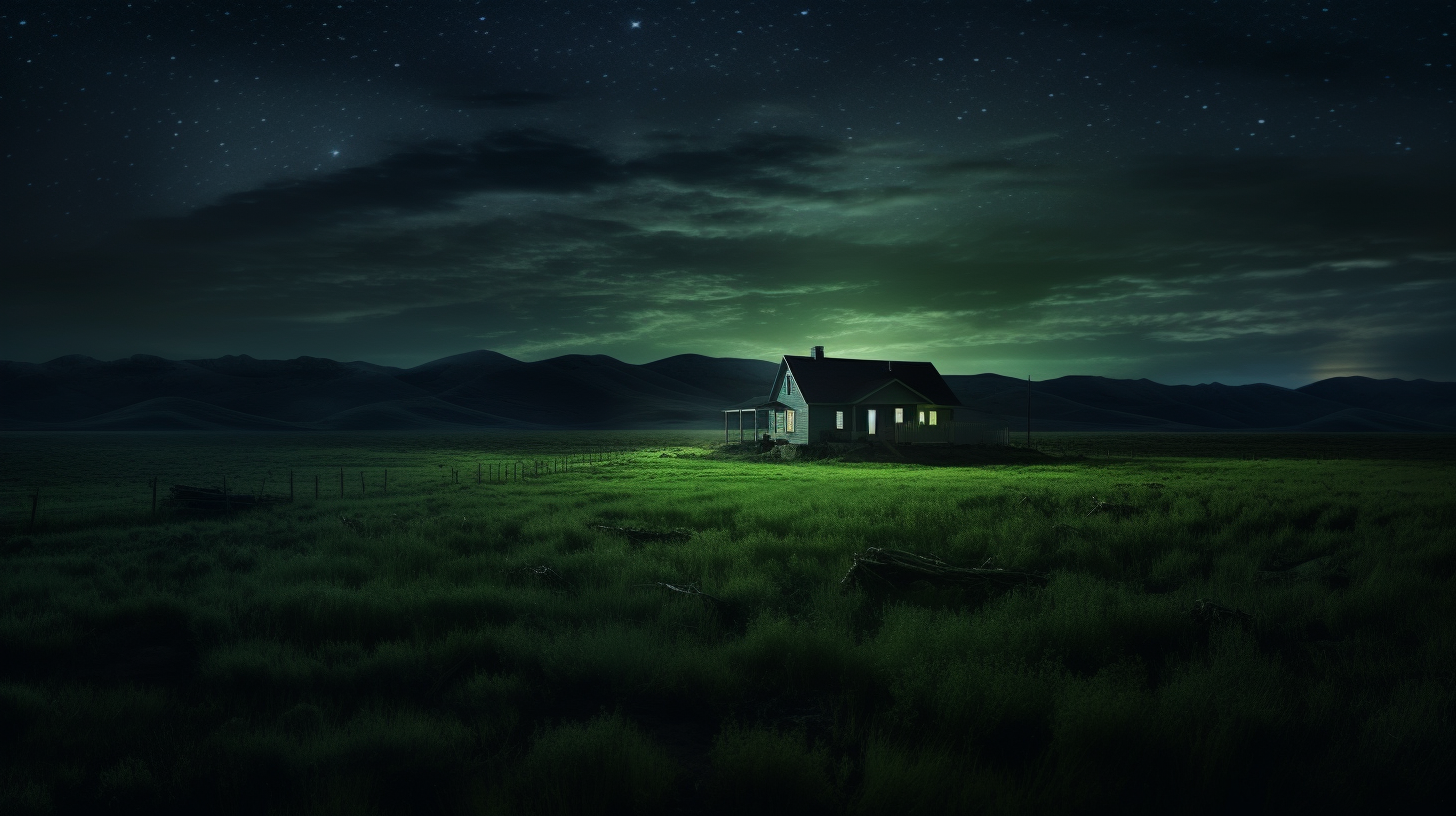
[0,432,1452,814]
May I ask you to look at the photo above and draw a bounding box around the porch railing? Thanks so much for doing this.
[893,421,1009,445]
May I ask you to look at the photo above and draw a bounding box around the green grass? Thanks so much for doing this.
[0,431,1452,814]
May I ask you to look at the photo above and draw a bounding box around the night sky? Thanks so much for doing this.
[3,1,1453,386]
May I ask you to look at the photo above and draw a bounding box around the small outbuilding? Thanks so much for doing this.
[722,346,1008,446]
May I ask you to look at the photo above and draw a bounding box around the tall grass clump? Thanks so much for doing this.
[707,724,843,815]
[495,713,679,815]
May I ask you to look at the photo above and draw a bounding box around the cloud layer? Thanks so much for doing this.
[6,128,1454,385]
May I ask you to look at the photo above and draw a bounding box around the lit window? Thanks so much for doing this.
[895,408,904,423]
[867,409,877,435]
[786,410,796,433]
[918,411,926,424]
[835,410,844,429]
[928,411,938,426]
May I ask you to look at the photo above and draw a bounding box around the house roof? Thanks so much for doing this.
[782,355,962,406]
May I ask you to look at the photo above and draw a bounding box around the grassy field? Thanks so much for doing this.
[0,432,1452,814]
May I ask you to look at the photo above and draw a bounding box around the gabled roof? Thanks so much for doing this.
[782,356,962,406]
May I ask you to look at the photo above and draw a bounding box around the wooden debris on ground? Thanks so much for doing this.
[841,547,1049,595]
[1083,496,1140,518]
[635,581,727,607]
[594,525,694,544]
[521,564,573,593]
[1191,598,1253,626]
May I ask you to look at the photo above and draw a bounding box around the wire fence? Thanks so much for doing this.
[3,448,636,533]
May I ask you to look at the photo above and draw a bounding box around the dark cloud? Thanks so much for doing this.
[435,91,563,109]
[137,131,619,240]
[625,133,844,195]
[936,158,1025,174]
[132,131,850,241]
[1108,155,1456,248]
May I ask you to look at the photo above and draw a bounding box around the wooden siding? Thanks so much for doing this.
[771,360,811,444]
[806,404,846,443]
[855,403,913,440]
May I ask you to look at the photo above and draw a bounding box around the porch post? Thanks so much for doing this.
[739,411,744,442]
[724,411,729,444]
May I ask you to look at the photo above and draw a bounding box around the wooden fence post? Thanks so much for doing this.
[151,477,158,517]
[360,472,365,495]
[223,476,230,513]
[315,474,319,499]
[30,489,38,531]
[339,468,344,498]
[383,469,388,494]
[289,470,294,503]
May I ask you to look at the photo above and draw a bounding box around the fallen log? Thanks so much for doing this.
[841,547,1049,595]
[1191,598,1253,626]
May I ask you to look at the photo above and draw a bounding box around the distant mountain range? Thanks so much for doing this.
[0,351,1450,432]
[943,374,1455,432]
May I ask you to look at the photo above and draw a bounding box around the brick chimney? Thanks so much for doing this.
[810,345,825,359]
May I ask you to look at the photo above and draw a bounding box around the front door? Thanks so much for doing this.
[867,409,877,436]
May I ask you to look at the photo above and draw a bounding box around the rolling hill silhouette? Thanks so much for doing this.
[0,352,1448,432]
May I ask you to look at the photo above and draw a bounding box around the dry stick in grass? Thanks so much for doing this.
[1191,598,1253,626]
[634,581,726,606]
[521,565,573,592]
[1083,496,1138,518]
[841,547,1049,594]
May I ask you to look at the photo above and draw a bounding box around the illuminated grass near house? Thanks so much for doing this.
[0,432,1452,814]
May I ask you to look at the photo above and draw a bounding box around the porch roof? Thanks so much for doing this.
[721,396,789,412]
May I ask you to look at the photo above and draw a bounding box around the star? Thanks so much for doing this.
[630,21,642,29]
